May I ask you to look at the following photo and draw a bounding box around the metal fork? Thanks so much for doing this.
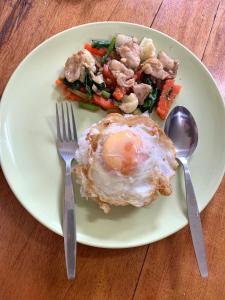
[56,102,77,280]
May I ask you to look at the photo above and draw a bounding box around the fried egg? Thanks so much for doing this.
[75,113,178,213]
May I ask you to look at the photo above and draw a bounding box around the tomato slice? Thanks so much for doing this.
[156,80,182,120]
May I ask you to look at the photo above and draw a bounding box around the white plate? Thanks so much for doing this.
[1,22,225,248]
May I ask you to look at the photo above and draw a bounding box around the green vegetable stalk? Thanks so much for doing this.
[92,40,111,48]
[101,36,116,64]
[140,75,160,113]
[79,102,99,111]
[69,89,89,101]
[101,90,111,99]
[84,68,93,98]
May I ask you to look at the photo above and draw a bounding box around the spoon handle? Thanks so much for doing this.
[180,159,208,278]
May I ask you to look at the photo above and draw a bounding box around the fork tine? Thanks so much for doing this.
[70,103,78,142]
[66,103,72,140]
[61,103,67,141]
[56,104,62,141]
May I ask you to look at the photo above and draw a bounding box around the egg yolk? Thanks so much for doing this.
[102,130,142,175]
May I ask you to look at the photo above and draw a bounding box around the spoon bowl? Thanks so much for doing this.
[164,106,198,160]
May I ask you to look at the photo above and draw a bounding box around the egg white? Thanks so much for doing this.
[75,122,176,208]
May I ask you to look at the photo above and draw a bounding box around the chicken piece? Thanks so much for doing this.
[133,83,152,105]
[117,41,141,69]
[142,57,169,80]
[79,66,86,82]
[115,34,138,48]
[157,51,178,77]
[81,49,96,73]
[120,93,139,113]
[64,53,82,82]
[117,75,135,88]
[142,51,179,80]
[64,50,96,83]
[109,59,135,88]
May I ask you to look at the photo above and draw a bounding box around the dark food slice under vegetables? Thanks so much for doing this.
[63,78,82,90]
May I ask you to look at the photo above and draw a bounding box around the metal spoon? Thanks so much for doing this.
[164,106,208,278]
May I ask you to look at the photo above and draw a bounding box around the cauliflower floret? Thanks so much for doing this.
[140,37,156,61]
[120,93,139,113]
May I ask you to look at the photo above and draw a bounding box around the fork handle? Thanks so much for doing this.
[63,169,76,280]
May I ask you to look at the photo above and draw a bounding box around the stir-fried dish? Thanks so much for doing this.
[55,34,181,119]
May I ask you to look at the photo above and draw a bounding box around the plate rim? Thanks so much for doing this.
[0,21,225,248]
